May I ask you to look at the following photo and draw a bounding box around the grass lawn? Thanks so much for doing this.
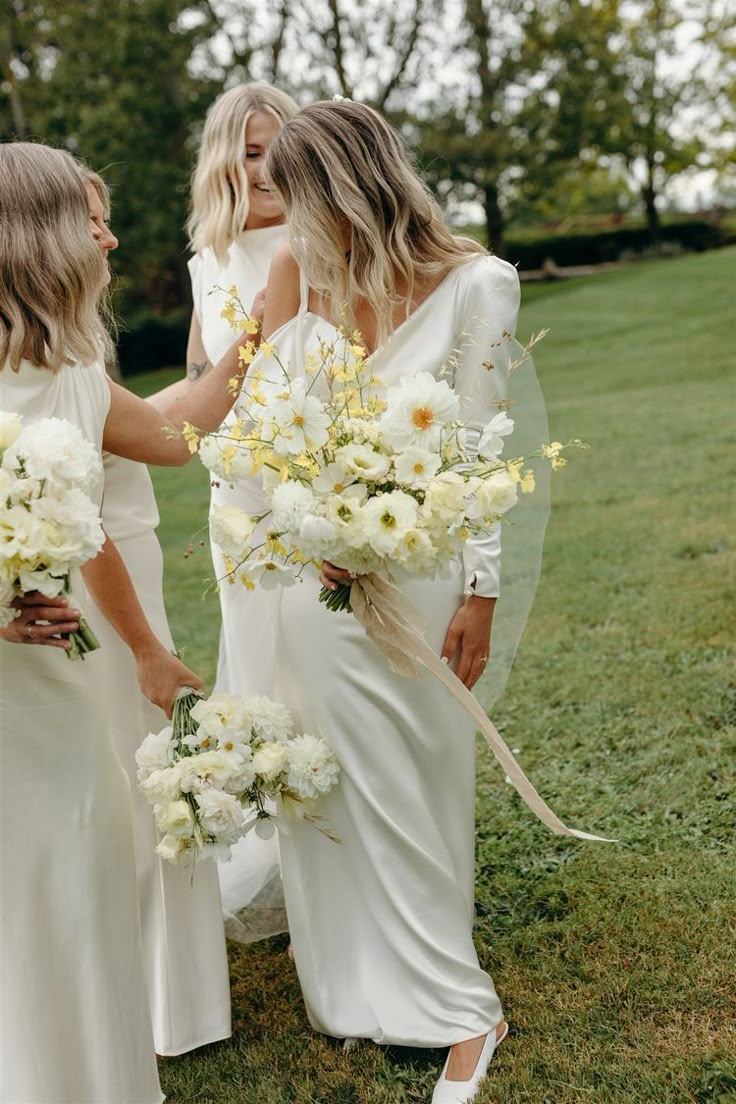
[130,247,735,1103]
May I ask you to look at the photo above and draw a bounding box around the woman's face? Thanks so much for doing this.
[85,180,118,286]
[243,110,284,230]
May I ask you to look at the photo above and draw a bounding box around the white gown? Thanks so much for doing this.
[267,255,520,1045]
[189,224,289,940]
[0,359,162,1103]
[90,451,232,1056]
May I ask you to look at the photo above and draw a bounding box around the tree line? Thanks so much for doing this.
[2,0,733,320]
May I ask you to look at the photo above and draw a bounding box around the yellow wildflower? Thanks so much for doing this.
[181,422,201,454]
[260,341,275,357]
[239,317,260,335]
[520,470,536,494]
[238,341,257,365]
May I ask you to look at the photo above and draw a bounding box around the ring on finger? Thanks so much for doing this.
[25,622,35,640]
[480,655,489,664]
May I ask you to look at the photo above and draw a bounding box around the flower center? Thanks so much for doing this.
[412,406,434,430]
[293,414,305,427]
[412,462,425,474]
[334,481,345,493]
[264,562,277,571]
[381,511,397,529]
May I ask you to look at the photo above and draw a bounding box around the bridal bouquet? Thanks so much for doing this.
[0,412,104,657]
[136,688,340,866]
[194,313,570,610]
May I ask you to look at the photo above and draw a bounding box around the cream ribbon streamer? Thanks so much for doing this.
[349,573,615,843]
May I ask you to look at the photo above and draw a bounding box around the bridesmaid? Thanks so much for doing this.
[0,141,248,1103]
[256,101,518,1103]
[151,81,298,940]
[80,164,232,1056]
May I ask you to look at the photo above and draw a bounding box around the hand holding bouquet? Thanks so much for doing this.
[0,413,104,658]
[136,688,340,866]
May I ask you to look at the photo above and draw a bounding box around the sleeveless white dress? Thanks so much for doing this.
[0,359,162,1103]
[189,224,289,941]
[90,452,232,1055]
[264,255,520,1045]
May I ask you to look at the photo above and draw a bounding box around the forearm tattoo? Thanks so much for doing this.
[186,359,212,382]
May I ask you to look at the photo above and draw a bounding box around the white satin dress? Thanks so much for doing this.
[89,452,232,1056]
[189,224,289,940]
[265,254,520,1045]
[0,359,162,1103]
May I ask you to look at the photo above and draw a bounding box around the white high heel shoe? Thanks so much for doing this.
[431,1021,509,1104]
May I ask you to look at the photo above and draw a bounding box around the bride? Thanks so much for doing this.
[255,99,520,1103]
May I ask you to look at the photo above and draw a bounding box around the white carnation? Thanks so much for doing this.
[248,696,294,741]
[3,418,101,493]
[286,734,340,799]
[139,766,184,806]
[190,693,252,743]
[271,480,317,532]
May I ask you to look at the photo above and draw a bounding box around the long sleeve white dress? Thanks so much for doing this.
[265,254,520,1045]
[89,451,232,1055]
[0,358,162,1103]
[188,224,289,940]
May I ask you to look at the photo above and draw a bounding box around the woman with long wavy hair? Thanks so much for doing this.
[253,100,523,1103]
[152,80,299,942]
[0,140,247,1103]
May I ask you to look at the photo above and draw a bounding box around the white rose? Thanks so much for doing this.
[156,799,195,838]
[210,505,255,559]
[335,443,391,483]
[423,471,467,527]
[470,469,519,519]
[155,834,191,865]
[190,693,253,742]
[135,727,175,782]
[3,417,101,493]
[252,740,289,781]
[0,412,23,453]
[195,789,245,844]
[139,766,183,806]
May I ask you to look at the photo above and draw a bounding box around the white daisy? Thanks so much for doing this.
[267,378,330,454]
[380,372,460,450]
[393,447,441,489]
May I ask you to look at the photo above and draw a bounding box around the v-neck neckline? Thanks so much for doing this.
[304,263,466,362]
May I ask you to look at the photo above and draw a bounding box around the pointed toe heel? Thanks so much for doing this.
[431,1021,509,1104]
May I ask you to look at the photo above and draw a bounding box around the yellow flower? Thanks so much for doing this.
[181,422,201,454]
[520,470,536,493]
[239,317,261,335]
[260,341,275,357]
[238,573,256,591]
[506,459,524,483]
[551,456,567,470]
[348,343,366,359]
[238,341,257,365]
[541,441,563,459]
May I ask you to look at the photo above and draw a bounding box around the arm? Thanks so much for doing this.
[81,534,202,717]
[262,243,302,339]
[102,329,246,466]
[442,256,521,689]
[146,311,211,415]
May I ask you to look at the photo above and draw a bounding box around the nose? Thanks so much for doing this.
[101,227,119,252]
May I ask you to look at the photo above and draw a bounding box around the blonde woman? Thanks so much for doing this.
[80,166,232,1056]
[252,101,522,1103]
[151,81,298,940]
[0,141,246,1104]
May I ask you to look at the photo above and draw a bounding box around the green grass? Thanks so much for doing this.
[135,247,736,1103]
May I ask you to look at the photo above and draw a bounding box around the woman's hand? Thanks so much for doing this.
[319,560,354,589]
[134,642,204,719]
[441,594,497,691]
[0,592,81,650]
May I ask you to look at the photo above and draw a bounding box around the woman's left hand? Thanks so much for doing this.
[319,560,353,589]
[441,595,497,691]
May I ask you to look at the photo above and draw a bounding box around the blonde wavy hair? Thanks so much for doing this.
[188,82,298,263]
[76,160,121,379]
[0,142,111,373]
[264,100,486,341]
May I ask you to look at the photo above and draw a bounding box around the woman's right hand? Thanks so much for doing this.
[134,642,203,719]
[0,592,81,649]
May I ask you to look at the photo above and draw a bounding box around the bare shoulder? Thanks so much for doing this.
[263,241,301,338]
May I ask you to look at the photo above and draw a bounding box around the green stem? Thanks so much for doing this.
[318,582,353,613]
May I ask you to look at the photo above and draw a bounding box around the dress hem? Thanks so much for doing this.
[155,1027,232,1058]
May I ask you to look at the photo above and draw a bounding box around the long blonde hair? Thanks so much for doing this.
[264,100,486,340]
[0,142,111,373]
[76,160,121,379]
[188,82,298,263]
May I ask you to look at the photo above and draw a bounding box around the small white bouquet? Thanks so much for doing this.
[136,688,340,866]
[0,412,104,658]
[193,305,573,611]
